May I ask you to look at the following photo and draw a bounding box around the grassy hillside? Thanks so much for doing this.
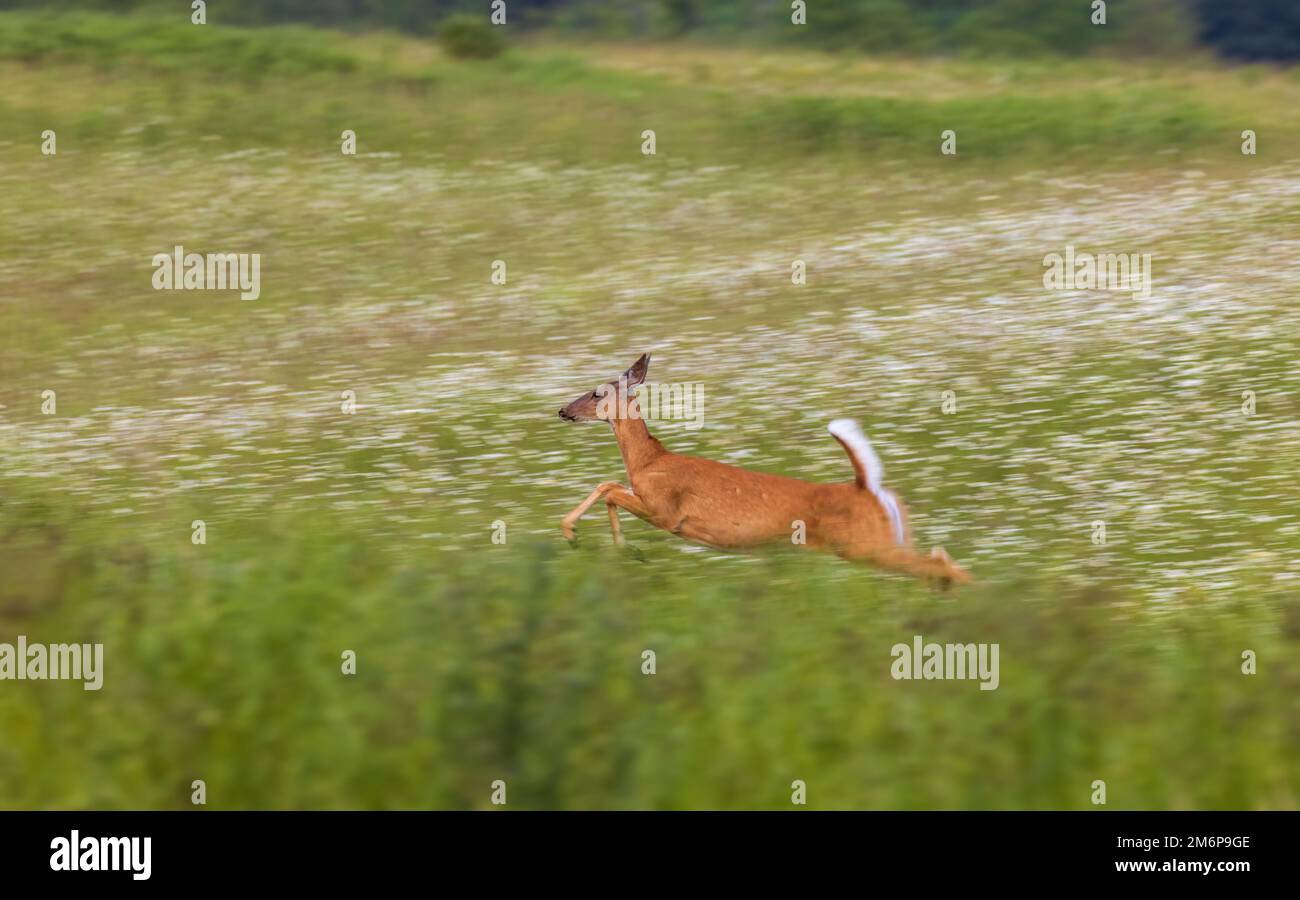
[2,13,1296,165]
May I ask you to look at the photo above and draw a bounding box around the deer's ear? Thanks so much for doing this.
[624,353,650,387]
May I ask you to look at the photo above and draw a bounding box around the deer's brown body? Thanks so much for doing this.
[558,355,971,586]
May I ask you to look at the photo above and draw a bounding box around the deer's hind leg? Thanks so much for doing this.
[839,543,973,590]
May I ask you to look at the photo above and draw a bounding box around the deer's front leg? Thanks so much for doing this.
[561,481,625,543]
[605,498,623,546]
[604,485,652,547]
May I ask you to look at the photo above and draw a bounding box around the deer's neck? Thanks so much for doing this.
[610,401,666,485]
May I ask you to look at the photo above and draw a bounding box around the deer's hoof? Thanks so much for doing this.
[929,546,973,589]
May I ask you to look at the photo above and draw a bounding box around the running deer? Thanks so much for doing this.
[557,354,972,587]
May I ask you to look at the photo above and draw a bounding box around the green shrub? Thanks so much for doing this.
[0,13,362,76]
[438,14,506,60]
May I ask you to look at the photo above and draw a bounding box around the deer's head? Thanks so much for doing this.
[558,354,650,423]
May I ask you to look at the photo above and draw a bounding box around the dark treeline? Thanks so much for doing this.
[2,0,1298,61]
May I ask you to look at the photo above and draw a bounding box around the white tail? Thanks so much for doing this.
[828,418,907,546]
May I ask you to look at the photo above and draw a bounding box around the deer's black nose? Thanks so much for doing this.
[558,409,570,420]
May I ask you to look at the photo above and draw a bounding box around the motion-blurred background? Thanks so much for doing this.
[1,1,1298,809]
[6,0,1300,59]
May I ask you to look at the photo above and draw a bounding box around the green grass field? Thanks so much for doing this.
[1,15,1299,809]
